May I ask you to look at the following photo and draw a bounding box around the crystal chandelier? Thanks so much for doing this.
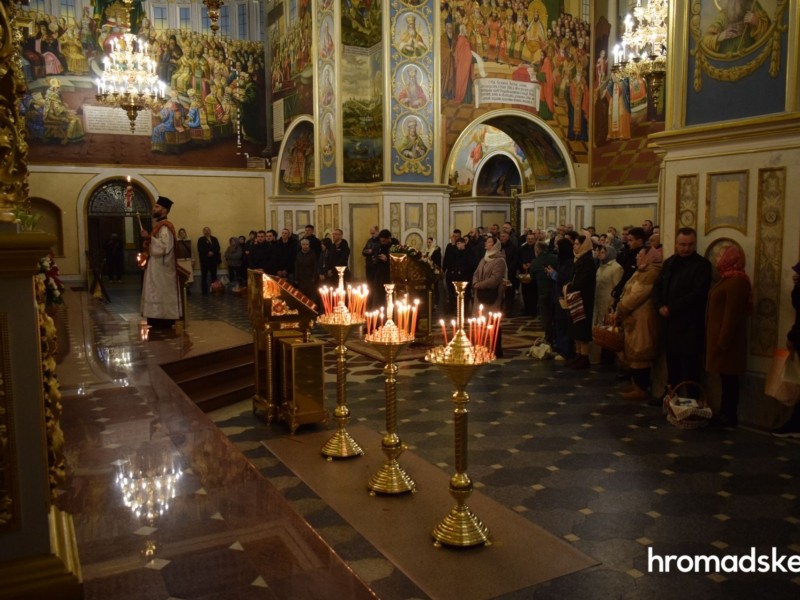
[95,0,166,133]
[612,0,668,79]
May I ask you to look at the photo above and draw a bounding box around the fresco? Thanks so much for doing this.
[20,4,268,168]
[341,0,384,184]
[588,2,664,188]
[686,0,789,125]
[475,153,523,196]
[277,120,314,195]
[391,3,435,182]
[440,1,591,166]
[317,0,337,185]
[447,120,568,196]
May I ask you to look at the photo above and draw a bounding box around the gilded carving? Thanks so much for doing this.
[0,0,29,221]
[751,167,785,356]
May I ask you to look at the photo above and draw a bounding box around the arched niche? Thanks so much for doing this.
[445,109,574,198]
[275,117,316,197]
[29,197,64,257]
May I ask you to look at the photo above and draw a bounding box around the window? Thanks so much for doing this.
[238,3,248,38]
[153,5,168,31]
[582,0,590,23]
[220,5,230,37]
[259,1,265,41]
[201,5,210,34]
[60,0,76,21]
[179,6,191,30]
[29,0,46,14]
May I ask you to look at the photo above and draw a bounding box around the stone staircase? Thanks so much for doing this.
[160,344,256,412]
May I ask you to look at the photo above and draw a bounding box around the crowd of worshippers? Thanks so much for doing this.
[180,219,763,428]
[433,220,758,429]
[176,224,350,301]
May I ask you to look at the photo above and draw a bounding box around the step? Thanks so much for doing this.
[177,362,254,397]
[190,376,255,412]
[167,353,254,386]
[161,344,252,381]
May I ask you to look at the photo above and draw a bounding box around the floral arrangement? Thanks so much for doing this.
[11,204,42,231]
[38,253,65,306]
[389,244,442,280]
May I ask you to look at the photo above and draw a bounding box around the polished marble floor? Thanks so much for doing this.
[55,281,800,599]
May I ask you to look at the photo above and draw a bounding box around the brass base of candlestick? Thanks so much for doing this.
[367,434,416,495]
[432,506,491,547]
[320,427,364,459]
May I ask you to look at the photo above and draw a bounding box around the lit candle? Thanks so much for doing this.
[440,319,448,345]
[411,299,419,335]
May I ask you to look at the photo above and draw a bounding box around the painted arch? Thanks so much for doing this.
[445,110,573,197]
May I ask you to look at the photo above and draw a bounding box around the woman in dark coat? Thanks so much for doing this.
[564,234,597,369]
[705,245,752,427]
[546,237,575,361]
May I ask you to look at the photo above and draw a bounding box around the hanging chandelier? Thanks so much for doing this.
[95,0,166,133]
[203,0,225,36]
[612,0,668,80]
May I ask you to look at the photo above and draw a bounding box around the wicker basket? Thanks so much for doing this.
[592,325,624,352]
[663,381,712,429]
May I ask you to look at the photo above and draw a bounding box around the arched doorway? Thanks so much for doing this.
[86,180,152,283]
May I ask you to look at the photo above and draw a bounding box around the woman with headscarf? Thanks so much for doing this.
[615,248,663,400]
[593,243,623,326]
[591,243,624,364]
[472,234,507,357]
[705,245,752,427]
[563,234,598,369]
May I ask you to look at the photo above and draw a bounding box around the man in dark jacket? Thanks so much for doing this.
[653,227,712,397]
[327,228,351,281]
[197,226,221,294]
[274,228,297,281]
[612,226,645,305]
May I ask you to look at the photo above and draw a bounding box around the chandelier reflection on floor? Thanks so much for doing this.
[116,458,182,525]
[95,0,166,133]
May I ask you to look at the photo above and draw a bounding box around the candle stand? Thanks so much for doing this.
[364,284,416,495]
[318,318,364,459]
[425,282,498,547]
[318,267,367,458]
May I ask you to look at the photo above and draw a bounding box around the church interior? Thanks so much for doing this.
[1,0,799,598]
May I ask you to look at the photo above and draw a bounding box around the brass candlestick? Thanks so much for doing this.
[366,338,415,494]
[425,281,495,547]
[318,319,364,459]
[364,283,416,495]
[318,266,366,459]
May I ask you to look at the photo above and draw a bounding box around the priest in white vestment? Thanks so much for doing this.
[140,196,182,329]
